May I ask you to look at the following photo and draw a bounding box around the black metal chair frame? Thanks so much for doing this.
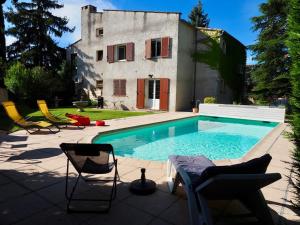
[61,143,120,213]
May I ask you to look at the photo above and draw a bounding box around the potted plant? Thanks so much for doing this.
[192,100,200,113]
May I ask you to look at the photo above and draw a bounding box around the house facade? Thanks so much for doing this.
[67,5,246,111]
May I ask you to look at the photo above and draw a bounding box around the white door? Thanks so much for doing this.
[147,80,160,110]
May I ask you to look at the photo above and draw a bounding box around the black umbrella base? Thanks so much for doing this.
[130,179,156,195]
[129,168,156,195]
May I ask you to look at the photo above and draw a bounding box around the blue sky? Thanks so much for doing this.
[4,0,266,64]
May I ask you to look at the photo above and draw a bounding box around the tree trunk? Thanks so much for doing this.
[0,1,6,87]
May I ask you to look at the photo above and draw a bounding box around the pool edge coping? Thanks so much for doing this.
[86,114,284,164]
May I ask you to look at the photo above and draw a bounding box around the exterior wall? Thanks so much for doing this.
[67,5,245,111]
[68,7,180,111]
[101,10,180,111]
[194,30,236,103]
[68,6,104,99]
[176,22,195,111]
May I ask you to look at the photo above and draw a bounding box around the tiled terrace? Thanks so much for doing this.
[0,112,299,225]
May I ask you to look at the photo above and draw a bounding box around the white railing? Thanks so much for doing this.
[199,104,286,123]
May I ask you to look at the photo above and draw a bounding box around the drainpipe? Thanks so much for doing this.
[192,15,199,107]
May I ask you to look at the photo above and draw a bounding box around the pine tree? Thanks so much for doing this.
[5,0,74,69]
[189,0,210,27]
[286,0,300,208]
[0,0,6,87]
[249,0,290,104]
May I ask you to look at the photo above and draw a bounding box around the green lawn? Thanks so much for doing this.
[0,106,153,133]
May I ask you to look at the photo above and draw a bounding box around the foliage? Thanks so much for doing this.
[0,0,6,87]
[249,0,291,104]
[204,97,216,104]
[193,30,246,102]
[188,0,209,27]
[286,0,300,208]
[56,61,75,105]
[5,0,74,69]
[4,61,75,105]
[4,61,30,97]
[0,105,153,132]
[4,62,55,104]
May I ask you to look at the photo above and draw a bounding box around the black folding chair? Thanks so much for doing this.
[60,143,119,213]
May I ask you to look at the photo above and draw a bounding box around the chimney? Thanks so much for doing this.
[81,5,97,13]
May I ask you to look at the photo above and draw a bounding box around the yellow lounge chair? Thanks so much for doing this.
[2,101,58,134]
[37,100,82,128]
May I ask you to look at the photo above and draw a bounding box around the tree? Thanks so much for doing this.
[188,0,210,27]
[249,0,290,104]
[5,0,74,69]
[0,0,6,87]
[286,0,300,208]
[4,61,58,103]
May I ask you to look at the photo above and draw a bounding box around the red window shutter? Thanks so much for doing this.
[136,79,145,109]
[161,37,170,58]
[120,79,126,96]
[126,43,134,61]
[160,78,169,111]
[113,80,119,95]
[145,39,152,59]
[107,45,114,63]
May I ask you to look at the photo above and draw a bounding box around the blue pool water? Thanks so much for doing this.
[93,116,278,161]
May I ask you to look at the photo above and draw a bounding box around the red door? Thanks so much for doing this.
[136,79,145,109]
[160,78,169,111]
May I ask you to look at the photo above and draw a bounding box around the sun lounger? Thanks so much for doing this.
[2,101,58,134]
[37,100,83,128]
[167,154,281,225]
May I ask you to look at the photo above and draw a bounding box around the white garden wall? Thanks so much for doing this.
[199,104,286,123]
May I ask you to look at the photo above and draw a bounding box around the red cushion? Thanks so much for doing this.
[66,113,90,126]
[96,120,105,126]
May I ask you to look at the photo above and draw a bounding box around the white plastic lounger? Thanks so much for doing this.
[167,154,281,225]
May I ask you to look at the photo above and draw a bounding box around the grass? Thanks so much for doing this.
[0,105,153,133]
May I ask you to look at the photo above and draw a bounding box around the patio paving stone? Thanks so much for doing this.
[0,112,298,225]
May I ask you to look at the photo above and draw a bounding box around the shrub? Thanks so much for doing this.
[4,62,30,98]
[4,62,56,104]
[204,97,216,104]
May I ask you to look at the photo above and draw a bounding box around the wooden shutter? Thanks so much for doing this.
[136,79,145,109]
[113,79,119,95]
[160,78,169,111]
[107,45,114,63]
[161,37,170,58]
[126,42,134,61]
[120,79,126,96]
[145,39,152,59]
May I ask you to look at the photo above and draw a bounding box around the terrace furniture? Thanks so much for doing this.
[37,100,83,128]
[72,101,89,112]
[60,143,119,213]
[2,101,58,134]
[167,154,281,225]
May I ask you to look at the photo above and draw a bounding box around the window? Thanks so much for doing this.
[96,80,103,89]
[113,79,126,96]
[151,39,162,57]
[145,37,170,59]
[96,28,103,37]
[107,43,134,63]
[96,50,103,61]
[116,45,126,61]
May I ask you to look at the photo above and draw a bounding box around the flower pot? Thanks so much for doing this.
[192,107,199,113]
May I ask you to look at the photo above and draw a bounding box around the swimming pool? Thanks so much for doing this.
[93,116,278,161]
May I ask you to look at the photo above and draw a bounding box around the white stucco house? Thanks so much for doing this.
[67,5,246,111]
